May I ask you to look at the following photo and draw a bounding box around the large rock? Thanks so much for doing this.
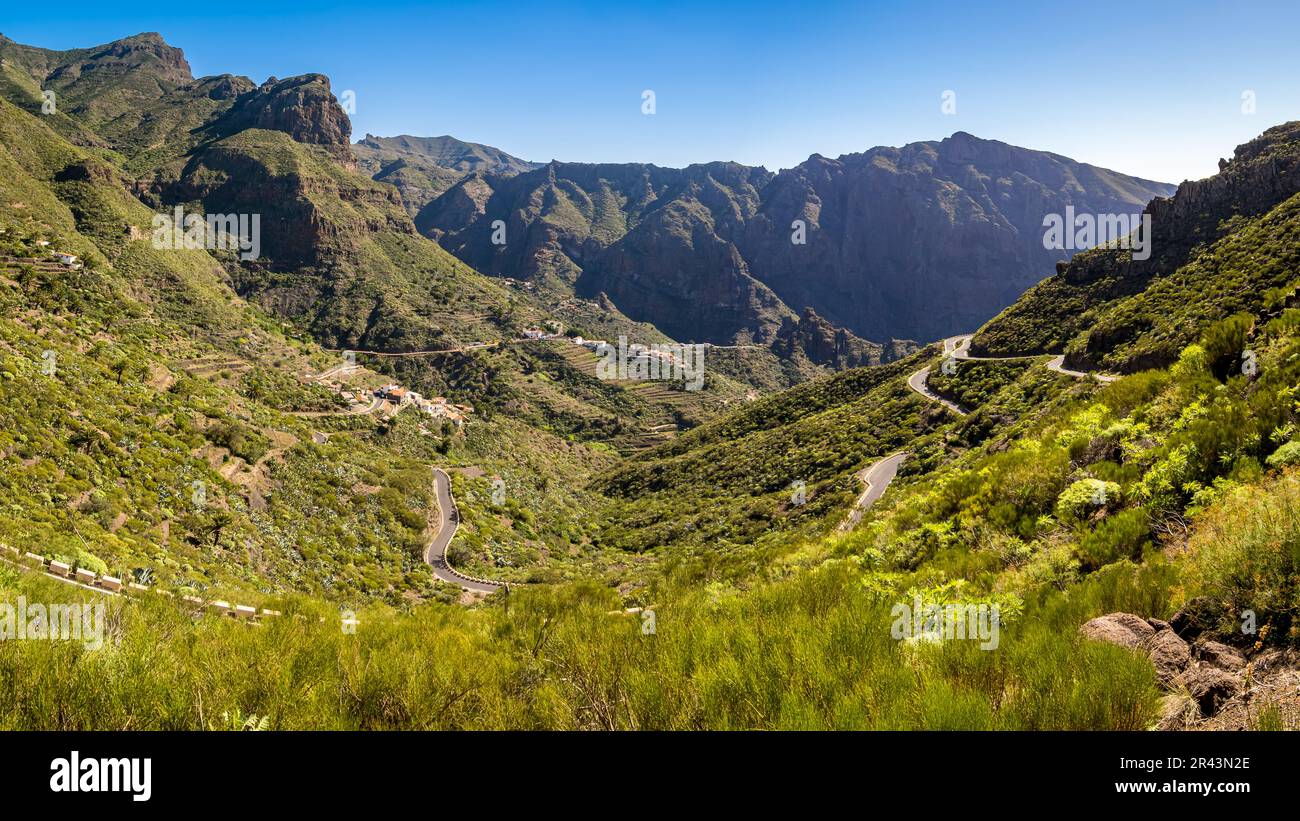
[1194,640,1247,672]
[214,74,352,148]
[1178,666,1242,716]
[1147,629,1192,686]
[1079,612,1157,649]
[1080,613,1195,690]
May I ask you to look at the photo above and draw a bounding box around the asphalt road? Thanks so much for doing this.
[906,365,969,415]
[906,334,1118,413]
[424,468,504,593]
[837,452,909,532]
[1045,354,1119,382]
[952,333,1117,381]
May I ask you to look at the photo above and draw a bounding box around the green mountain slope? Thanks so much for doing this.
[3,30,1300,732]
[353,133,540,216]
[0,71,622,601]
[974,121,1300,373]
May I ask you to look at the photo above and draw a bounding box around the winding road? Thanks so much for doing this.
[836,452,909,532]
[324,341,500,358]
[949,334,1117,381]
[907,366,969,415]
[424,468,505,593]
[905,334,1119,415]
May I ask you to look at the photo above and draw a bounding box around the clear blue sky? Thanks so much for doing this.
[4,0,1297,183]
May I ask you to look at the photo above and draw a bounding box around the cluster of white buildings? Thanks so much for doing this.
[576,335,691,369]
[520,327,558,340]
[374,384,472,425]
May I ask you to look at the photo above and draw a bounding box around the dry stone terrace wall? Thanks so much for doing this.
[0,543,283,621]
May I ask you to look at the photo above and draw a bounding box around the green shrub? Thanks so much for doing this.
[1055,478,1121,522]
[1266,441,1300,469]
[1076,509,1151,570]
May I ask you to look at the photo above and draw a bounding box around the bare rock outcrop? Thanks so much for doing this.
[1076,611,1300,728]
[1079,612,1157,648]
[1146,628,1192,687]
[1176,665,1243,716]
[1194,639,1247,672]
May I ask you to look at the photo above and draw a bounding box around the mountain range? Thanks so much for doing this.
[4,30,1298,732]
[0,31,1177,365]
[388,128,1174,346]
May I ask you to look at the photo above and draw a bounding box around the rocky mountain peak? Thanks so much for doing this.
[78,31,192,84]
[216,73,351,148]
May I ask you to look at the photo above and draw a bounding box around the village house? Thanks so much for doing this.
[411,395,472,425]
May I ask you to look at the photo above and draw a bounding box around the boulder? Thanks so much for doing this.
[1178,666,1242,716]
[1195,640,1247,672]
[1079,612,1156,649]
[1146,629,1192,686]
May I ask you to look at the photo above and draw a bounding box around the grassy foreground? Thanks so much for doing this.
[0,554,1169,730]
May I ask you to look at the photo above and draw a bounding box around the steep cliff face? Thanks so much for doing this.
[585,197,793,343]
[417,173,495,238]
[771,307,889,369]
[973,122,1300,373]
[210,74,351,150]
[737,133,1175,344]
[422,160,793,343]
[418,133,1173,348]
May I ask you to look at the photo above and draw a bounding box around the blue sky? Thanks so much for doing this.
[4,0,1297,182]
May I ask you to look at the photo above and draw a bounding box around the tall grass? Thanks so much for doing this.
[1192,469,1300,644]
[0,556,1166,730]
